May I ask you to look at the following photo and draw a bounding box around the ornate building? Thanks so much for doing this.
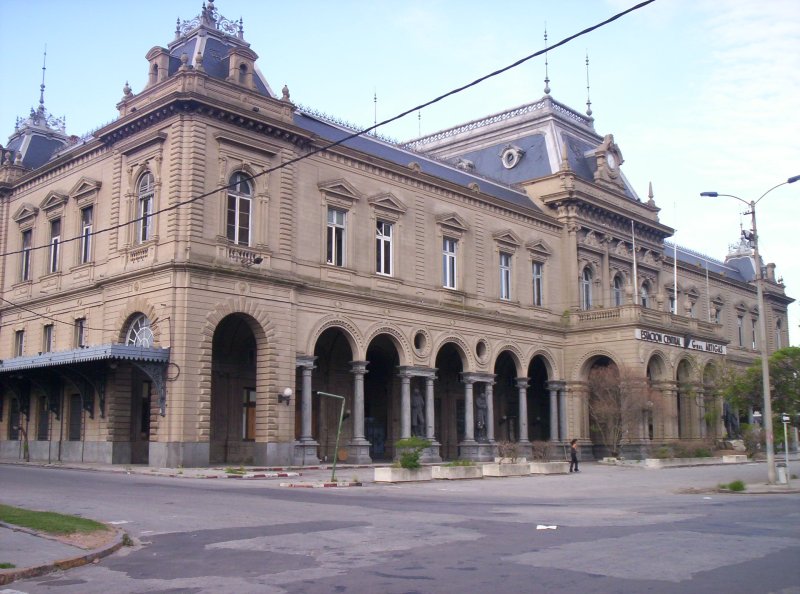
[0,1,792,467]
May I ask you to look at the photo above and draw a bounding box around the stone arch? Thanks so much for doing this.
[115,297,164,345]
[363,323,412,367]
[223,163,264,194]
[645,351,669,381]
[573,349,620,382]
[431,334,473,371]
[198,297,277,442]
[305,315,364,360]
[527,347,560,380]
[675,356,699,383]
[492,344,524,377]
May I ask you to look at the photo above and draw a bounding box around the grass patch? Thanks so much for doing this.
[718,480,746,492]
[0,562,16,569]
[0,504,108,535]
[224,466,246,475]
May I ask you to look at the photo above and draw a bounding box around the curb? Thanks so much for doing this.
[0,527,126,586]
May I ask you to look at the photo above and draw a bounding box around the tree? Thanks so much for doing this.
[587,364,656,457]
[716,347,800,422]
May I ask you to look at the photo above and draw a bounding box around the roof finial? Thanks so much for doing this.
[238,17,244,39]
[647,181,656,206]
[560,140,571,171]
[39,45,47,114]
[418,109,421,137]
[175,17,181,39]
[543,25,551,95]
[373,89,377,135]
[585,52,592,117]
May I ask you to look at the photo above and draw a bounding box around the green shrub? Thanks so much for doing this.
[693,448,712,458]
[445,459,475,467]
[395,436,430,470]
[653,446,673,459]
[719,479,746,492]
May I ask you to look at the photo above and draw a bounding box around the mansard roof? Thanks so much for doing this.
[405,96,640,202]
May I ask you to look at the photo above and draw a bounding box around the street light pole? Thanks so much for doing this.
[700,174,799,485]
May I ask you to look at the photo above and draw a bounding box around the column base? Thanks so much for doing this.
[293,441,320,466]
[458,440,481,460]
[346,439,373,464]
[420,442,442,464]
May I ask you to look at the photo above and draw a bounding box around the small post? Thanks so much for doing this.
[782,413,791,488]
[316,391,346,483]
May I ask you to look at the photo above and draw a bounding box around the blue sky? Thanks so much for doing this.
[1,0,798,344]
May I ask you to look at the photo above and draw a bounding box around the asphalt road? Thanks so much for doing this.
[1,462,799,594]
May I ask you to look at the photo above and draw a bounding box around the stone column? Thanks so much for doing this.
[294,355,319,465]
[516,377,530,444]
[485,382,495,443]
[399,370,412,439]
[463,377,475,443]
[559,388,568,443]
[425,376,435,442]
[697,389,707,439]
[548,384,559,442]
[346,360,371,464]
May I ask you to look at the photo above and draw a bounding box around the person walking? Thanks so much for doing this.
[569,438,580,473]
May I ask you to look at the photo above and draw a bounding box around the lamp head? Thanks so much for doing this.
[278,387,292,405]
[699,191,718,197]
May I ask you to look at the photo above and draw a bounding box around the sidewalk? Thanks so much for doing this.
[1,457,798,586]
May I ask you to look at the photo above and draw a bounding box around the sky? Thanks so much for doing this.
[1,0,798,344]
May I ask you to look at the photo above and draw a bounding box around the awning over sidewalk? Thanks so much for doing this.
[0,344,171,417]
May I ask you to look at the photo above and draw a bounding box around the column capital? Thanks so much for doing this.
[461,372,495,385]
[296,355,317,370]
[515,377,529,390]
[397,365,437,379]
[546,380,566,391]
[350,360,369,375]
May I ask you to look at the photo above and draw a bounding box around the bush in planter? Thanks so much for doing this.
[530,440,552,461]
[394,436,431,470]
[495,440,522,462]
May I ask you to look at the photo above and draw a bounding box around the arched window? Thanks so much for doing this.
[580,267,593,310]
[137,172,155,243]
[238,64,248,84]
[126,314,155,347]
[640,281,650,308]
[227,172,252,246]
[613,274,624,306]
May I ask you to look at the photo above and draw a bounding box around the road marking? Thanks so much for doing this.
[108,520,130,525]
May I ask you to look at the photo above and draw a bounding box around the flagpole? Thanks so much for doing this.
[631,220,638,305]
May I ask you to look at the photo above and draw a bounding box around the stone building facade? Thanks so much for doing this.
[0,1,793,467]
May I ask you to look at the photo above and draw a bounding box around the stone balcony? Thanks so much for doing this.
[568,304,724,340]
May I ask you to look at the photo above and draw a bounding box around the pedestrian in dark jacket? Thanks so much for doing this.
[569,438,579,473]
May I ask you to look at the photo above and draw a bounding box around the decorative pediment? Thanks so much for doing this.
[526,238,553,261]
[435,212,469,233]
[614,240,631,257]
[39,191,68,212]
[581,230,603,248]
[711,294,725,307]
[686,287,700,300]
[368,192,407,215]
[734,301,747,313]
[492,229,522,248]
[68,177,102,201]
[318,179,362,204]
[12,203,39,224]
[592,133,624,187]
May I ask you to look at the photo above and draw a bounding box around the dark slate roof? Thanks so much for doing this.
[664,242,751,283]
[6,133,68,170]
[455,134,552,184]
[293,111,543,214]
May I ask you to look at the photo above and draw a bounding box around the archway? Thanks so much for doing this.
[434,343,465,460]
[527,356,550,441]
[210,313,258,465]
[493,352,517,443]
[676,359,694,439]
[646,354,669,440]
[364,334,400,460]
[312,327,355,462]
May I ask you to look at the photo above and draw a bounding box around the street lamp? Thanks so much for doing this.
[700,174,799,484]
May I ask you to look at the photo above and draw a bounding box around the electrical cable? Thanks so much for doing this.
[0,0,657,332]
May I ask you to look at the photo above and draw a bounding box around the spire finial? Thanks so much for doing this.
[543,25,551,95]
[238,17,244,39]
[418,109,421,137]
[560,140,571,171]
[175,17,181,38]
[647,181,656,206]
[585,52,592,117]
[39,45,47,113]
[373,89,377,135]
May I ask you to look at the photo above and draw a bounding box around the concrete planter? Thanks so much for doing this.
[494,457,527,464]
[431,465,483,480]
[529,461,569,474]
[722,455,748,463]
[482,462,530,477]
[374,466,433,483]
